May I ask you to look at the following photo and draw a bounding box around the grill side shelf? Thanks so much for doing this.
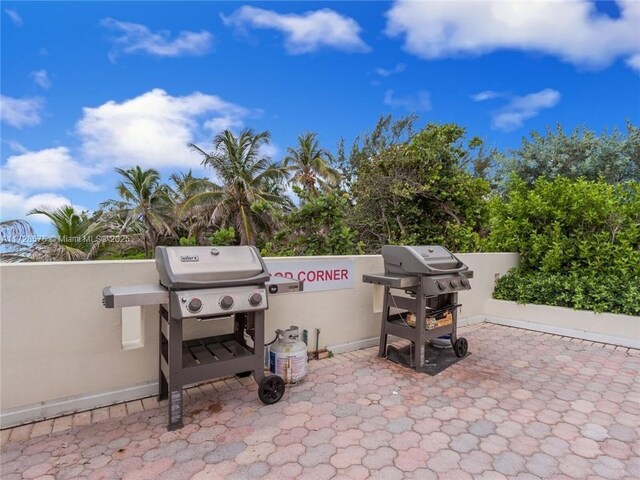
[362,273,420,288]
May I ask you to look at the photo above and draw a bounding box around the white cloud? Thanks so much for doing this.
[627,54,640,72]
[223,6,370,54]
[384,89,432,111]
[4,9,22,27]
[478,88,561,131]
[472,90,501,102]
[0,95,44,128]
[375,63,406,77]
[259,142,279,161]
[0,192,86,224]
[76,88,256,168]
[385,0,640,70]
[30,70,52,90]
[2,139,28,153]
[1,147,100,192]
[101,18,213,58]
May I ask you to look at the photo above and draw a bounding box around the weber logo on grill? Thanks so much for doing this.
[180,255,199,262]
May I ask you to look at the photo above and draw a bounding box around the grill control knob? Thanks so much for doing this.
[187,298,202,313]
[219,295,234,310]
[461,278,469,287]
[249,292,263,307]
[436,281,446,291]
[450,280,459,289]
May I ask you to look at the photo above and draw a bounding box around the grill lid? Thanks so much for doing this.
[382,245,468,276]
[156,246,269,289]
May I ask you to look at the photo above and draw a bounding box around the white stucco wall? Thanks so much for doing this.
[0,253,518,426]
[485,299,640,348]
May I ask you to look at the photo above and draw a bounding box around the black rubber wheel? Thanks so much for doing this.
[236,371,252,378]
[453,337,468,358]
[258,375,285,405]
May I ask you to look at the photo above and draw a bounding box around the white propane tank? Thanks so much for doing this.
[269,325,307,384]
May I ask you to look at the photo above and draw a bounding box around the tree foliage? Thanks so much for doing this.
[488,177,640,315]
[28,205,104,261]
[0,220,36,262]
[263,187,363,256]
[498,123,640,186]
[186,129,290,245]
[284,132,340,196]
[101,166,174,258]
[349,122,491,253]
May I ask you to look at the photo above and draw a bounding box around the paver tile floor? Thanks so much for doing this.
[1,323,639,479]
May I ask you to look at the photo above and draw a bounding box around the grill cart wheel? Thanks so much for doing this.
[453,337,468,358]
[258,375,285,404]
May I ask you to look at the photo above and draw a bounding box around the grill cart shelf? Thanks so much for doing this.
[159,305,278,430]
[363,245,473,373]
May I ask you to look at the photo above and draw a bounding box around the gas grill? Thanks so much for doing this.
[363,245,473,373]
[103,246,302,430]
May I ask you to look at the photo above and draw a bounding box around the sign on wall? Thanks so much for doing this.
[265,259,355,293]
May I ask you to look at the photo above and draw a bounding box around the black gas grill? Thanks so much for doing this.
[363,245,473,373]
[103,246,302,430]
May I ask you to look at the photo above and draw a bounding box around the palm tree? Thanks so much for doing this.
[284,132,340,196]
[186,129,290,245]
[168,170,215,241]
[0,219,36,262]
[101,166,173,257]
[28,205,103,261]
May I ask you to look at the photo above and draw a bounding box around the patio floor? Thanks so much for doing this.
[1,323,639,480]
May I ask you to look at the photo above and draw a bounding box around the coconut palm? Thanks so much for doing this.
[101,166,173,257]
[27,205,103,261]
[0,219,36,262]
[283,132,340,196]
[168,170,216,241]
[186,129,290,245]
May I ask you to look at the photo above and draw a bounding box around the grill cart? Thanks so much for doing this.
[363,245,473,374]
[103,246,302,430]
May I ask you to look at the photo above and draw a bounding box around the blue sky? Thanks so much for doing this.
[1,1,639,233]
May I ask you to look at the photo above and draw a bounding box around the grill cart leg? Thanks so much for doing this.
[252,310,286,404]
[159,304,184,431]
[378,286,390,357]
[166,314,184,430]
[159,307,168,402]
[414,285,427,369]
[252,311,265,384]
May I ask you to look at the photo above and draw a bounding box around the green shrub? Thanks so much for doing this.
[263,188,364,256]
[209,227,237,246]
[179,236,197,246]
[487,176,640,315]
[494,269,640,315]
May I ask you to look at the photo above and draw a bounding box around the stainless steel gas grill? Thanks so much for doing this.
[103,246,302,430]
[363,245,473,374]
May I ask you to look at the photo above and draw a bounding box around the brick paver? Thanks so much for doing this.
[1,324,638,479]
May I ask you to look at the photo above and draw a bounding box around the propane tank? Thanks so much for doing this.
[269,325,307,384]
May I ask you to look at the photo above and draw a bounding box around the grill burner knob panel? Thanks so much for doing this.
[219,295,234,310]
[249,292,263,306]
[187,298,202,313]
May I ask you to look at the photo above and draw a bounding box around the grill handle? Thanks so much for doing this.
[423,262,469,274]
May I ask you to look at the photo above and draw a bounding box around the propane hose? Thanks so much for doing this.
[266,333,279,346]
